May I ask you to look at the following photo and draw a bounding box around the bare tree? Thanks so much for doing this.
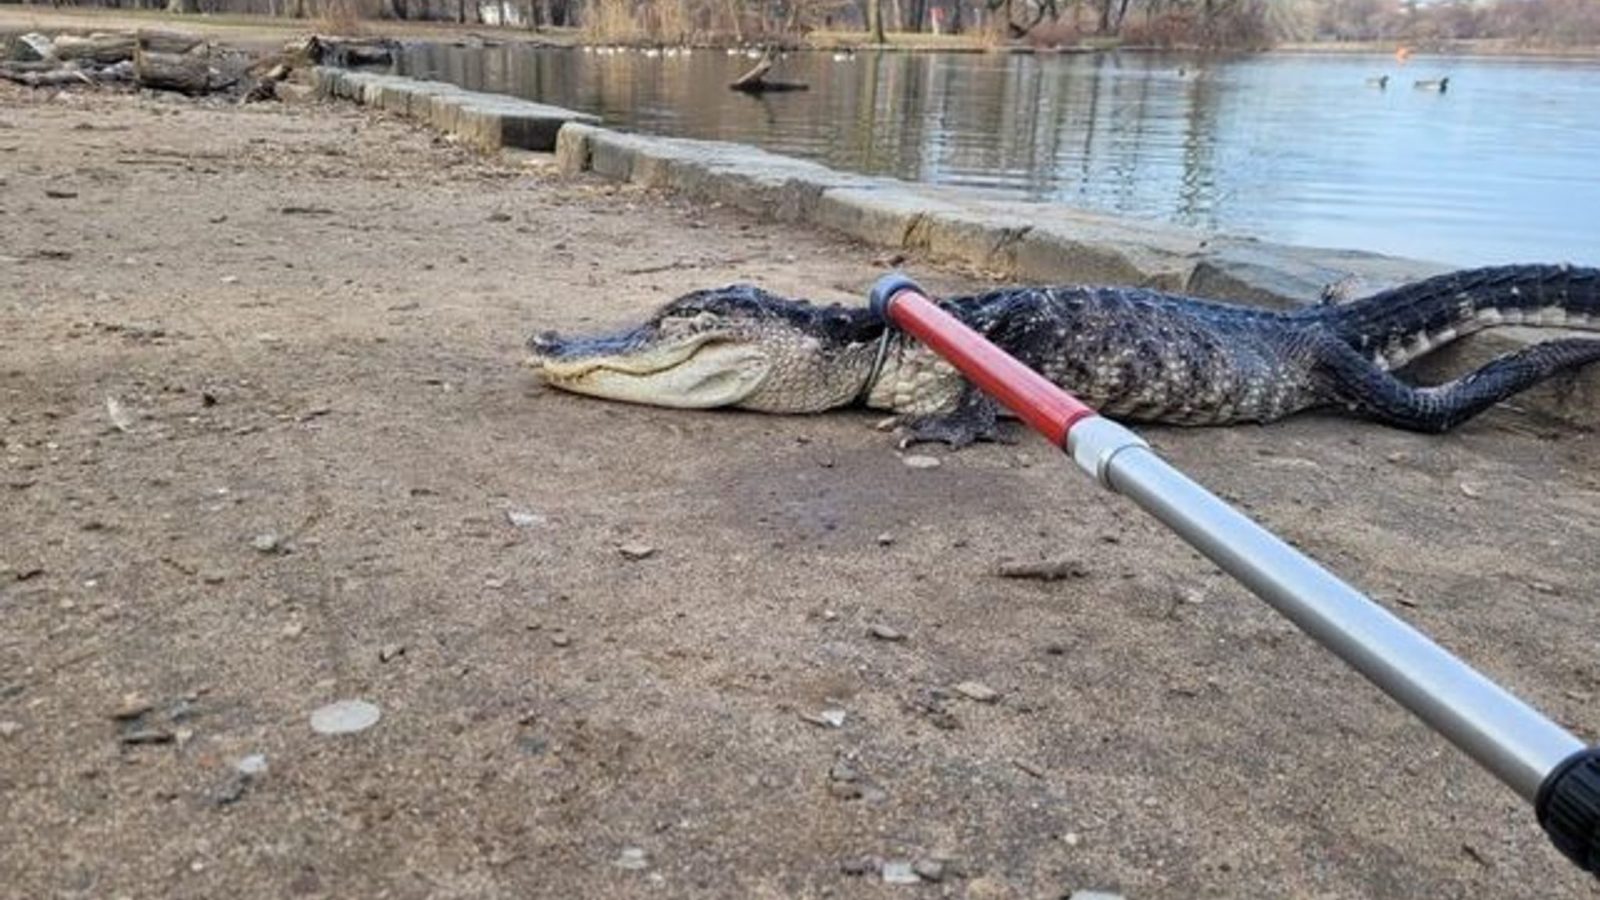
[867,0,886,42]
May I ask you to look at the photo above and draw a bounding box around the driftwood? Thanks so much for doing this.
[53,33,137,64]
[2,29,243,96]
[134,46,227,95]
[8,32,57,62]
[240,62,291,104]
[0,59,135,87]
[137,30,207,55]
[728,50,809,94]
[0,64,93,87]
[294,35,397,68]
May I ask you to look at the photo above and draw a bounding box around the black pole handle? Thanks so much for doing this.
[1539,747,1600,875]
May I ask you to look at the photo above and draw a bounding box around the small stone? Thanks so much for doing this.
[618,542,656,561]
[281,621,305,638]
[220,275,240,285]
[250,533,283,554]
[309,699,381,735]
[550,632,572,648]
[235,753,268,776]
[120,728,174,745]
[0,720,21,738]
[912,858,946,882]
[174,727,195,747]
[1529,581,1561,595]
[1062,831,1081,846]
[954,680,1000,703]
[505,509,545,528]
[875,532,895,546]
[213,773,250,805]
[902,454,941,469]
[1458,482,1482,498]
[801,708,847,728]
[378,643,406,662]
[881,860,920,884]
[111,694,154,721]
[615,847,649,870]
[1068,891,1124,900]
[829,761,859,782]
[840,856,879,876]
[487,211,512,222]
[1012,758,1044,778]
[868,623,905,642]
[104,396,133,432]
[821,609,838,621]
[828,781,864,800]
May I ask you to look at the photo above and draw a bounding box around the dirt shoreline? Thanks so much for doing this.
[2,76,1599,899]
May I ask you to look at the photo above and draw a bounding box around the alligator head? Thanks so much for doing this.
[526,284,886,413]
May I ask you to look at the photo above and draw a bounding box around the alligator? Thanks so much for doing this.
[525,264,1600,446]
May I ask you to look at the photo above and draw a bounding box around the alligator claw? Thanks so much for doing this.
[893,391,1010,449]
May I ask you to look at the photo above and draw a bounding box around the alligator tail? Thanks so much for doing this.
[1324,264,1600,370]
[1315,335,1600,432]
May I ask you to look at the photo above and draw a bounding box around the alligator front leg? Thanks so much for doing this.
[894,385,1009,449]
[1314,334,1600,432]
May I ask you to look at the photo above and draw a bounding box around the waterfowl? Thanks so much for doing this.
[1365,74,1389,88]
[1414,76,1449,92]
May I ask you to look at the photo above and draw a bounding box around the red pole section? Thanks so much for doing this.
[869,276,1098,448]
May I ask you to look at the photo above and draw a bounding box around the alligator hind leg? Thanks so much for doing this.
[1314,335,1600,432]
[895,386,1010,449]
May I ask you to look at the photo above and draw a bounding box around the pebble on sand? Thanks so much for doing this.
[505,510,545,528]
[953,680,1000,703]
[868,624,906,642]
[881,860,920,884]
[309,699,382,735]
[111,694,154,721]
[235,753,269,776]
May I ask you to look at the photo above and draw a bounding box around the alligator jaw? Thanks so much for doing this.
[527,329,774,409]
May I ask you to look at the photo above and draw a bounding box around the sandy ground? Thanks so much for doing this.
[3,79,1600,900]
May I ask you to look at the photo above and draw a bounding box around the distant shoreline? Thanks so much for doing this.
[2,6,1597,61]
[1272,40,1600,60]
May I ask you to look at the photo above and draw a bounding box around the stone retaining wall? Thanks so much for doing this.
[316,68,1597,427]
[311,66,598,153]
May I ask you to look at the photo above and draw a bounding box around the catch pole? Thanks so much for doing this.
[869,273,1600,878]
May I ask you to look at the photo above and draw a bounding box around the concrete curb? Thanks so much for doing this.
[316,70,1596,427]
[311,66,597,153]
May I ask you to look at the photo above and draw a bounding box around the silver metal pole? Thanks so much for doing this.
[1068,416,1584,801]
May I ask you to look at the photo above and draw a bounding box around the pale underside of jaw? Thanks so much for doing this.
[536,341,772,409]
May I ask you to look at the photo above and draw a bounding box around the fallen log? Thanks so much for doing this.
[728,49,809,94]
[136,29,206,55]
[134,46,229,94]
[294,35,397,68]
[240,62,291,104]
[0,64,93,87]
[53,32,136,64]
[10,32,57,63]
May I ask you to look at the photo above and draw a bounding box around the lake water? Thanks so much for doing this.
[396,45,1600,267]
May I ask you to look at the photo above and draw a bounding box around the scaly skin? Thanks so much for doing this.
[526,264,1600,443]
